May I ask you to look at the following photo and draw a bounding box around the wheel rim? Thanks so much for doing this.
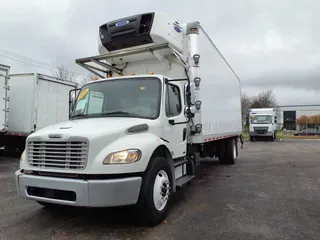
[153,170,170,211]
[233,141,237,159]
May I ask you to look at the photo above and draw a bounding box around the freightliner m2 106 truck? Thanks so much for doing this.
[15,12,243,225]
[249,108,277,141]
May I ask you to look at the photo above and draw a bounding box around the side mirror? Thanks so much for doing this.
[184,83,195,105]
[69,88,81,117]
[184,106,196,118]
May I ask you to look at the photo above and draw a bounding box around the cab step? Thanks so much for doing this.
[174,158,188,167]
[176,175,195,188]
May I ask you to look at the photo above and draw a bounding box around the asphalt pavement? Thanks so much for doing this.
[0,139,320,240]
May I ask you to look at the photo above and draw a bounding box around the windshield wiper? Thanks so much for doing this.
[70,113,89,119]
[101,111,142,118]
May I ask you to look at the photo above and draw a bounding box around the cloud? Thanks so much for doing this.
[0,0,319,104]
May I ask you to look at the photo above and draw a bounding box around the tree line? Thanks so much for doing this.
[296,115,320,125]
[52,64,99,87]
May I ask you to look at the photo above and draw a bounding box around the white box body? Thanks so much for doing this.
[8,73,77,134]
[0,64,10,133]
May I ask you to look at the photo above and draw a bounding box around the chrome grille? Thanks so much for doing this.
[27,141,88,170]
[253,127,268,134]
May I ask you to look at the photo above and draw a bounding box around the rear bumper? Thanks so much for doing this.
[15,170,142,207]
[249,131,274,137]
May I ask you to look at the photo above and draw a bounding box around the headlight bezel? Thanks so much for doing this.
[103,149,142,165]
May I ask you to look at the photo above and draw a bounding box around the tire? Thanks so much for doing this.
[219,138,236,165]
[250,136,254,141]
[137,156,173,226]
[218,140,227,164]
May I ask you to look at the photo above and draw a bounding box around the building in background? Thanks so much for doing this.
[276,105,320,131]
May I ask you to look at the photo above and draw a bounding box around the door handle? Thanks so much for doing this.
[183,128,187,141]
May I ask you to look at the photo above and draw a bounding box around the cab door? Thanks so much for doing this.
[162,83,188,159]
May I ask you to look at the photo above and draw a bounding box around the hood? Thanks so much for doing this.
[29,117,158,140]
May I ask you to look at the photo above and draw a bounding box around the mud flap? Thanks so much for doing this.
[239,134,244,149]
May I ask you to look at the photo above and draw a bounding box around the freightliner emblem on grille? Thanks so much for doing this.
[48,134,63,139]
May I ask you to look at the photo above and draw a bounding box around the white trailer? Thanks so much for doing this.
[15,12,243,226]
[0,64,10,136]
[249,108,278,141]
[3,73,77,152]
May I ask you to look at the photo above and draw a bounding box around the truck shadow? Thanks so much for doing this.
[34,158,222,230]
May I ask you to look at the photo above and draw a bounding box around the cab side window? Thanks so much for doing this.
[165,84,182,117]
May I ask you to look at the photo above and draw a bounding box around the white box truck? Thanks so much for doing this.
[3,73,77,153]
[249,108,277,141]
[0,64,10,137]
[15,12,243,226]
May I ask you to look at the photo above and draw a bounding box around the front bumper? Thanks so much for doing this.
[15,170,142,207]
[249,131,274,137]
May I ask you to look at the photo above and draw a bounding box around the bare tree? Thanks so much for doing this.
[52,65,75,82]
[241,91,251,125]
[77,73,100,87]
[250,89,277,108]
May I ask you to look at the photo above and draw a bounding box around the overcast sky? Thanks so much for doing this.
[0,0,319,105]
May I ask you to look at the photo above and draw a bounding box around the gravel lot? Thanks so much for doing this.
[1,139,320,240]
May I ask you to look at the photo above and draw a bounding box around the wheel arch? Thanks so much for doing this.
[148,145,176,192]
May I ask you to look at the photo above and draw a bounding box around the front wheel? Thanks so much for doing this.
[137,156,173,226]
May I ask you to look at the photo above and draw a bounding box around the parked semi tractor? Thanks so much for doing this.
[15,12,243,225]
[249,108,277,141]
[0,73,77,153]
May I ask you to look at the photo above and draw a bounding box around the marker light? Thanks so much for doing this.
[193,54,200,65]
[195,100,202,110]
[194,77,201,88]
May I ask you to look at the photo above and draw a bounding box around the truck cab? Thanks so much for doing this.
[249,108,278,141]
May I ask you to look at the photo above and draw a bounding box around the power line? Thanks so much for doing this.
[0,48,54,68]
[0,53,59,72]
[0,49,85,78]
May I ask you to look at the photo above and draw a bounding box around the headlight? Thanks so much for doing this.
[20,150,25,161]
[103,149,141,164]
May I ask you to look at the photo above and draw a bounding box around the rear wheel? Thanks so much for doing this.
[250,136,254,141]
[219,138,236,165]
[137,156,173,226]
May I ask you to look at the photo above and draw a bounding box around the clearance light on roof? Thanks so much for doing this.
[149,72,155,75]
[119,73,124,76]
[131,73,136,76]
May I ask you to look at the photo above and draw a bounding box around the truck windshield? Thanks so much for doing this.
[71,77,161,120]
[250,115,272,124]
